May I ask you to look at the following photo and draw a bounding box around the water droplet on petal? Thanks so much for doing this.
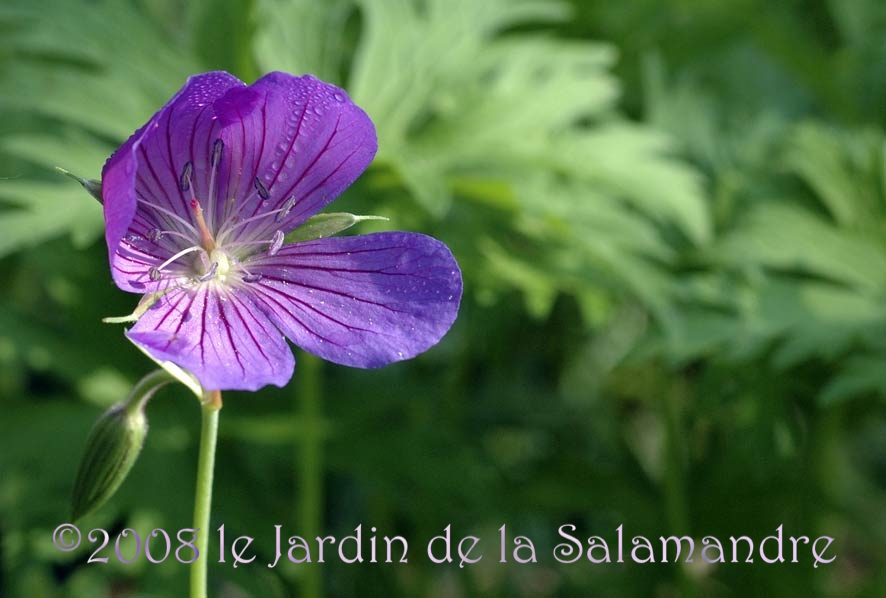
[333,92,345,103]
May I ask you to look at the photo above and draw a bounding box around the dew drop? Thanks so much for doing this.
[242,273,264,283]
[333,92,345,103]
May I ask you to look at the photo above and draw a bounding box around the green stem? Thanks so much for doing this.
[661,385,696,597]
[296,354,323,598]
[124,369,175,416]
[191,390,222,598]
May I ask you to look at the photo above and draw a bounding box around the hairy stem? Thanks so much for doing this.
[296,354,323,598]
[191,390,222,598]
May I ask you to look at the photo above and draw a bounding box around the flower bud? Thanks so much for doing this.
[70,370,172,521]
[70,403,148,521]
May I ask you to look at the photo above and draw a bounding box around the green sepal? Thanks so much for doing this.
[103,286,179,324]
[70,370,172,521]
[285,212,388,243]
[56,167,102,203]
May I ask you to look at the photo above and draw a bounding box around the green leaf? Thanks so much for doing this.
[254,0,355,83]
[0,181,103,257]
[820,355,886,405]
[711,203,886,293]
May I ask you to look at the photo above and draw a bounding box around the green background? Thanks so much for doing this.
[1,0,885,595]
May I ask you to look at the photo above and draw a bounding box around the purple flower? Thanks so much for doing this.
[101,71,461,391]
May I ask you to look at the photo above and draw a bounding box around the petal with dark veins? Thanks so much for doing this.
[126,284,294,391]
[245,232,462,368]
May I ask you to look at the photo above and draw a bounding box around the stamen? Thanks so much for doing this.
[219,239,277,250]
[148,267,162,281]
[215,202,295,246]
[156,245,205,272]
[275,197,296,223]
[146,228,164,242]
[179,161,193,192]
[268,230,284,256]
[242,272,264,283]
[207,138,224,232]
[136,194,200,237]
[211,139,224,168]
[254,177,270,200]
[198,262,219,282]
[144,229,192,244]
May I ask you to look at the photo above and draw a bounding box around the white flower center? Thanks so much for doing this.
[209,248,231,282]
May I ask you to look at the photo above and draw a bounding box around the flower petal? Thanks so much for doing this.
[245,232,462,368]
[126,285,294,391]
[212,72,377,243]
[102,71,245,292]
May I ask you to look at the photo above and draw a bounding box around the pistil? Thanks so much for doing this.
[181,160,217,252]
[191,199,216,252]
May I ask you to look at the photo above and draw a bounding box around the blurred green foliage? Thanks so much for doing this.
[1,0,885,596]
